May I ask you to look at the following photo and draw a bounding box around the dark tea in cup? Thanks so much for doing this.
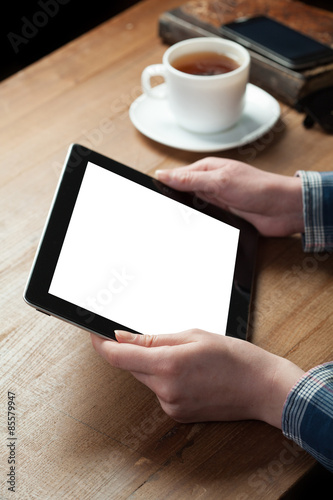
[141,38,250,133]
[172,51,240,76]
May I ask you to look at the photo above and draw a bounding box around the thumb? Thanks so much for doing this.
[156,168,212,193]
[115,329,194,347]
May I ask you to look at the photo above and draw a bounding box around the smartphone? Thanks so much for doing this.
[219,16,333,70]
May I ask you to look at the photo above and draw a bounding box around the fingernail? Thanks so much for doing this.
[114,330,137,342]
[155,169,169,180]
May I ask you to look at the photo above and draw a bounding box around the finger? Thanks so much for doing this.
[90,331,197,374]
[155,166,219,193]
[155,157,235,184]
[192,188,229,210]
[91,333,159,373]
[180,157,230,172]
[115,330,195,347]
[91,336,163,394]
[157,157,228,179]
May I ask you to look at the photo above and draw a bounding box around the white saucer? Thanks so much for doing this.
[129,83,280,152]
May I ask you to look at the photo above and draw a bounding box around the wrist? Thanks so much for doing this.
[275,175,304,235]
[257,354,305,429]
[219,338,304,427]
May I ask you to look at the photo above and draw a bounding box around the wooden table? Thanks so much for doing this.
[1,1,332,498]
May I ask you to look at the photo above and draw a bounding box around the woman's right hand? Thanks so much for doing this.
[156,157,304,237]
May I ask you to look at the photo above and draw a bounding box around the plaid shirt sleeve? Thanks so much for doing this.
[282,362,333,472]
[296,171,333,252]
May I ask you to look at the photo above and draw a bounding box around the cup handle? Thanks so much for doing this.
[141,64,167,98]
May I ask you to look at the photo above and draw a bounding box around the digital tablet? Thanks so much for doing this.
[24,144,258,341]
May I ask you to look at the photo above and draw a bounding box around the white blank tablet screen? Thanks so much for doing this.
[49,162,239,335]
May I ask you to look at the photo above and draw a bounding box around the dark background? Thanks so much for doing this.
[1,1,332,82]
[1,0,141,81]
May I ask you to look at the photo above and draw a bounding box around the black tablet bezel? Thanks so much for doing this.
[24,144,258,341]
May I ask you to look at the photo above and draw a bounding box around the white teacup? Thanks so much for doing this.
[141,37,250,134]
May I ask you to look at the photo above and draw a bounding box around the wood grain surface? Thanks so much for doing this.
[0,1,332,498]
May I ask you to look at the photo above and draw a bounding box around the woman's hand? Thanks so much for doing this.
[156,157,304,237]
[91,330,304,428]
